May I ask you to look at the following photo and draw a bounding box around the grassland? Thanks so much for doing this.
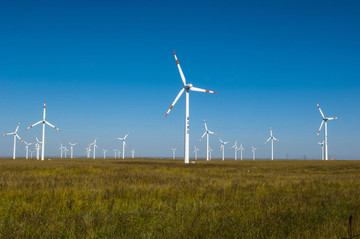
[0,158,359,238]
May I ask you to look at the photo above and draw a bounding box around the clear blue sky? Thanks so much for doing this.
[0,0,359,159]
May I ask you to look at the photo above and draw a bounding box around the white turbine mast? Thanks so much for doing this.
[251,146,257,160]
[26,101,60,161]
[131,148,135,158]
[64,146,69,158]
[219,137,230,161]
[231,140,238,160]
[102,149,107,159]
[85,145,91,158]
[22,140,34,159]
[199,119,217,161]
[316,103,339,161]
[165,51,217,164]
[317,141,325,161]
[238,144,245,160]
[2,121,24,159]
[68,142,77,159]
[89,138,98,159]
[171,147,176,159]
[59,144,65,158]
[209,147,213,160]
[115,132,129,159]
[193,146,200,160]
[264,127,279,160]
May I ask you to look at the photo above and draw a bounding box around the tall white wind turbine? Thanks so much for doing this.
[102,149,107,159]
[171,148,176,159]
[219,137,230,161]
[131,148,135,158]
[231,141,238,160]
[26,101,60,161]
[199,119,217,161]
[316,103,339,161]
[165,51,217,164]
[115,133,129,159]
[238,144,245,160]
[2,121,23,159]
[90,138,97,159]
[251,146,256,160]
[68,142,77,159]
[264,127,279,160]
[193,146,199,160]
[317,141,325,161]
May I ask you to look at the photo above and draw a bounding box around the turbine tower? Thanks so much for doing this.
[193,146,199,160]
[64,146,69,158]
[265,127,279,160]
[115,132,129,159]
[2,121,23,159]
[85,145,91,158]
[102,149,107,159]
[131,148,135,158]
[23,140,33,159]
[90,138,97,159]
[199,119,217,161]
[231,141,238,160]
[316,103,339,161]
[113,149,117,158]
[238,144,245,160]
[171,148,176,159]
[219,137,230,161]
[68,142,77,159]
[251,146,256,160]
[317,141,325,161]
[59,144,65,158]
[209,147,213,160]
[165,51,217,164]
[26,101,60,161]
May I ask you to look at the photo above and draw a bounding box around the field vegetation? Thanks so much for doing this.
[0,158,359,238]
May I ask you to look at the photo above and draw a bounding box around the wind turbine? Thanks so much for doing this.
[113,149,117,158]
[251,146,256,160]
[34,136,42,160]
[199,119,217,161]
[238,144,245,160]
[131,148,135,158]
[30,150,34,159]
[165,51,217,164]
[316,103,339,161]
[171,148,176,159]
[64,146,69,158]
[23,140,33,159]
[117,149,121,158]
[317,141,325,161]
[231,141,238,160]
[2,121,23,159]
[219,137,230,161]
[26,101,60,161]
[209,147,213,160]
[102,149,107,159]
[90,138,97,159]
[193,146,199,160]
[265,127,279,160]
[85,145,91,158]
[68,142,77,159]
[59,144,65,158]
[115,132,129,159]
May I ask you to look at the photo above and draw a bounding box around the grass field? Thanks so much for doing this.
[0,158,359,238]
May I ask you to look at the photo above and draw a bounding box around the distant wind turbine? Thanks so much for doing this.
[68,142,77,159]
[89,139,98,159]
[231,141,238,160]
[2,121,23,159]
[193,146,199,160]
[23,140,33,159]
[131,148,135,158]
[115,132,129,159]
[113,149,117,158]
[165,51,217,164]
[26,101,60,161]
[316,103,339,161]
[251,146,256,160]
[317,141,325,161]
[209,147,213,160]
[171,148,176,159]
[265,127,279,160]
[219,137,230,161]
[199,119,217,161]
[102,149,107,159]
[238,144,245,160]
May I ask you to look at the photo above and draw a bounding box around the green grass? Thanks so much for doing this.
[0,158,359,238]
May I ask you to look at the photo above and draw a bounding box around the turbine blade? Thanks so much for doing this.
[273,137,280,142]
[317,120,324,137]
[45,121,60,131]
[165,88,185,117]
[26,120,42,130]
[209,131,217,135]
[2,132,15,136]
[173,51,186,86]
[265,137,271,144]
[316,103,325,119]
[203,119,208,131]
[190,87,217,94]
[124,132,130,139]
[199,132,206,141]
[15,121,21,133]
[327,117,339,120]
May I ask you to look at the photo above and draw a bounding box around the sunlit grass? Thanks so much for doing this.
[0,158,359,238]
